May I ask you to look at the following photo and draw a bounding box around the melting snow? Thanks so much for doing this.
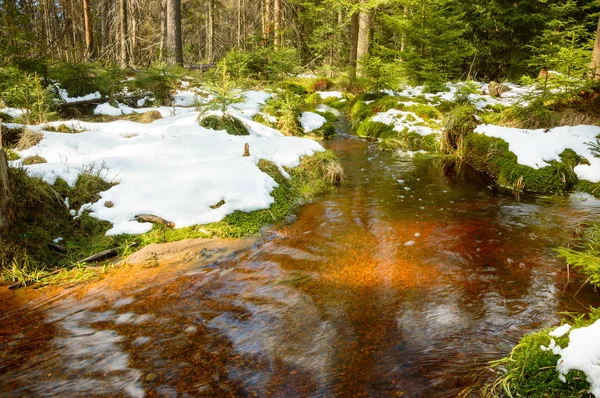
[475,124,600,183]
[299,112,326,133]
[12,91,324,236]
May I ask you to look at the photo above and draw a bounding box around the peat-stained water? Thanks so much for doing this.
[1,134,600,397]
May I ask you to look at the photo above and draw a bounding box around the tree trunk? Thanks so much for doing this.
[349,11,359,68]
[591,15,600,79]
[237,0,242,46]
[273,0,281,49]
[160,0,167,62]
[356,0,372,70]
[264,0,271,42]
[166,0,183,66]
[401,6,408,52]
[206,0,214,62]
[0,129,12,237]
[82,0,93,59]
[119,0,129,67]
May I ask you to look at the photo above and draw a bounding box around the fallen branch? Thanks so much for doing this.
[135,214,175,228]
[48,242,67,253]
[57,94,148,109]
[79,248,118,264]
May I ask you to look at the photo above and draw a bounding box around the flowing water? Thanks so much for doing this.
[1,131,600,397]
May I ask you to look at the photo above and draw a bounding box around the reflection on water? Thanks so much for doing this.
[1,136,600,397]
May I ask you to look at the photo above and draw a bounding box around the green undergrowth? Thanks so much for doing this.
[464,134,584,194]
[557,223,600,286]
[1,151,342,286]
[468,309,600,398]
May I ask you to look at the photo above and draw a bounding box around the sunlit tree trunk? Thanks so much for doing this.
[82,0,94,59]
[263,0,271,43]
[401,6,408,52]
[356,0,372,71]
[206,0,214,62]
[591,15,600,79]
[349,11,359,68]
[273,0,281,49]
[166,0,183,66]
[120,0,129,66]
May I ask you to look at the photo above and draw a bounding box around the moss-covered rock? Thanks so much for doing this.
[355,120,395,139]
[464,133,580,194]
[310,121,336,139]
[199,114,249,136]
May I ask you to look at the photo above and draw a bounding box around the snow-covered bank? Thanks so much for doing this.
[371,109,438,136]
[541,320,600,397]
[474,124,600,183]
[11,91,324,236]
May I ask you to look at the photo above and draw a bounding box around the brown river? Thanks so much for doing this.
[1,131,600,397]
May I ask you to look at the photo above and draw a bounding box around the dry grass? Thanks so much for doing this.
[558,108,600,126]
[22,155,47,165]
[16,129,43,150]
[138,110,163,124]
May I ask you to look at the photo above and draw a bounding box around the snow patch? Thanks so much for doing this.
[299,112,326,133]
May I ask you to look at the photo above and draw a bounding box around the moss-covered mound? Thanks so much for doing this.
[310,122,336,139]
[463,133,583,194]
[199,114,249,136]
[471,309,600,398]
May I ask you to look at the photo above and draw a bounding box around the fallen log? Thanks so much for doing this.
[48,242,67,253]
[57,94,148,109]
[135,214,175,228]
[79,248,118,264]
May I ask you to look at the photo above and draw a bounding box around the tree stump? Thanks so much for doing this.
[243,143,250,157]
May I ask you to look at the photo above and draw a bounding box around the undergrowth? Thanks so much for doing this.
[557,223,600,286]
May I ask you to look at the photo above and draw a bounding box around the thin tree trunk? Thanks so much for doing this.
[160,0,167,62]
[401,6,407,52]
[591,15,600,79]
[264,0,271,41]
[120,0,129,66]
[206,0,214,62]
[130,0,137,64]
[273,0,281,49]
[349,11,359,68]
[237,0,242,46]
[82,0,94,58]
[356,0,372,70]
[100,0,108,53]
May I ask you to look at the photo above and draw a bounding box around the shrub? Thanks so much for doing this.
[49,62,101,97]
[2,72,54,124]
[262,93,304,136]
[199,114,249,136]
[220,47,300,82]
[282,82,307,95]
[311,78,333,92]
[133,67,176,105]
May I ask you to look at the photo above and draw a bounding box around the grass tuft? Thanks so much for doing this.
[22,155,47,165]
[199,114,249,136]
[16,129,43,150]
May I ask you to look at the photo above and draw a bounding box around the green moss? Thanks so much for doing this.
[405,103,442,120]
[199,114,250,136]
[305,92,322,105]
[282,82,308,95]
[310,121,336,139]
[252,113,277,128]
[317,111,338,123]
[464,134,579,194]
[355,120,395,139]
[380,132,439,153]
[478,309,600,398]
[350,95,399,123]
